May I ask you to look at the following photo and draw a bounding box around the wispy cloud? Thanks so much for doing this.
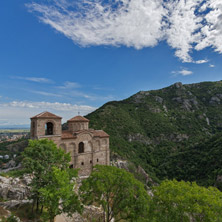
[30,90,62,97]
[172,69,193,76]
[62,90,114,101]
[93,86,114,91]
[31,88,114,102]
[12,76,54,83]
[26,0,222,63]
[57,81,81,89]
[209,64,215,68]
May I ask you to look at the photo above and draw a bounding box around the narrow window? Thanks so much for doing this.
[45,122,53,135]
[81,162,84,166]
[31,122,35,137]
[97,159,99,162]
[78,142,84,153]
[90,160,92,164]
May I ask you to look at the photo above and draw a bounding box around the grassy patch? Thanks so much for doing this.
[11,204,43,222]
[0,169,28,178]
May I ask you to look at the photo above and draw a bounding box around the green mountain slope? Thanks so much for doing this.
[161,133,222,188]
[86,81,222,184]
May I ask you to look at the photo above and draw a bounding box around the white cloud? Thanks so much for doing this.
[172,69,193,76]
[179,69,193,76]
[26,0,165,49]
[209,64,215,68]
[195,0,222,54]
[165,0,203,62]
[13,76,54,83]
[27,0,222,63]
[195,59,208,64]
[0,101,96,126]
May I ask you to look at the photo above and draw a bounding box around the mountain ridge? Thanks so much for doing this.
[86,80,222,185]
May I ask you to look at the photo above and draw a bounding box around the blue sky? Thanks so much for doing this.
[0,0,221,127]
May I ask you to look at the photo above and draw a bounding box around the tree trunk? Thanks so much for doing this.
[40,205,43,214]
[36,198,39,212]
[32,199,35,213]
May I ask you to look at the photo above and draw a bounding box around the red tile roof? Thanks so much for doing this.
[93,130,109,138]
[31,111,62,119]
[61,131,76,139]
[68,116,89,122]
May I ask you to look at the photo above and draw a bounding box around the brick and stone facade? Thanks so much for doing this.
[30,111,110,176]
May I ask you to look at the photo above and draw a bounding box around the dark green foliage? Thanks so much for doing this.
[160,133,222,188]
[0,139,28,167]
[86,81,222,185]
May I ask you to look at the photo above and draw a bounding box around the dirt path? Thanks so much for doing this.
[55,214,67,222]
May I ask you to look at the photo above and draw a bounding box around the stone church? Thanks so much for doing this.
[30,111,110,176]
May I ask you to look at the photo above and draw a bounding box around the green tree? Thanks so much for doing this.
[22,139,74,213]
[150,179,222,222]
[80,165,150,222]
[39,167,82,222]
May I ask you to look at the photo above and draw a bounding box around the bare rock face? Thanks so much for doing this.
[137,166,153,185]
[133,91,150,103]
[0,200,32,209]
[172,96,199,111]
[0,175,30,201]
[128,133,152,145]
[174,82,183,89]
[111,159,155,187]
[154,96,163,104]
[3,160,16,169]
[210,96,221,105]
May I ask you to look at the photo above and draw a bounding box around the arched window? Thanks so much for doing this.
[45,122,53,135]
[78,142,84,153]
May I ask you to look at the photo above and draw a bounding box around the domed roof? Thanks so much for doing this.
[67,116,89,122]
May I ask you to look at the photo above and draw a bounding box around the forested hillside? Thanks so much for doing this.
[86,81,222,186]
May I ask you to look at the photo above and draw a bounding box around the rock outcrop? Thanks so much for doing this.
[0,175,31,201]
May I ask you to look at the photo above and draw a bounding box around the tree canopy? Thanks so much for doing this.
[39,167,82,222]
[150,180,222,222]
[22,139,82,221]
[80,165,150,222]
